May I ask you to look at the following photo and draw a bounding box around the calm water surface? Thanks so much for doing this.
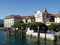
[0,30,60,45]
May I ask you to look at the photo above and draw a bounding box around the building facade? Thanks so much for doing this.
[4,9,60,28]
[34,10,43,22]
[4,15,22,28]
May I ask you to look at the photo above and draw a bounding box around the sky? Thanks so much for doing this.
[0,0,60,19]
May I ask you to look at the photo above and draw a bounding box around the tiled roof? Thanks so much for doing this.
[4,15,22,19]
[21,16,35,19]
[43,12,60,17]
[49,14,60,17]
[43,12,49,15]
[4,15,34,19]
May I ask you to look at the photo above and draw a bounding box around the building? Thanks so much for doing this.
[4,15,35,28]
[21,16,35,23]
[54,14,60,23]
[34,8,55,23]
[4,15,22,28]
[4,9,60,28]
[34,10,43,22]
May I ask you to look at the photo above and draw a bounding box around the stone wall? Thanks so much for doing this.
[26,29,54,40]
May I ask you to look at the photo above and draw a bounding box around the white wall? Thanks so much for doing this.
[34,10,43,22]
[55,17,60,23]
[4,18,14,28]
[22,19,32,23]
[22,19,26,23]
[26,29,54,40]
[27,19,31,23]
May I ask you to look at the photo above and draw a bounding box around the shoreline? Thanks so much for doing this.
[26,35,54,44]
[26,30,54,40]
[0,27,4,30]
[26,33,54,40]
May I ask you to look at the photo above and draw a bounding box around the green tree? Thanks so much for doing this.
[26,22,48,32]
[12,23,26,30]
[48,24,59,32]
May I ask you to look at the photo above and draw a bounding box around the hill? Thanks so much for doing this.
[0,19,4,24]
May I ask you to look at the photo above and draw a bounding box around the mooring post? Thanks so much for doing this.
[54,32,58,45]
[37,26,40,45]
[45,31,46,45]
[21,26,23,37]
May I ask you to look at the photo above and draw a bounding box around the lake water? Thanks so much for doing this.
[0,30,60,45]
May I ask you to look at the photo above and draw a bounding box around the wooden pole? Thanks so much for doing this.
[37,26,40,45]
[54,32,58,45]
[45,31,46,45]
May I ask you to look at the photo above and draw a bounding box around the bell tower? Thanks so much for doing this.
[44,8,48,12]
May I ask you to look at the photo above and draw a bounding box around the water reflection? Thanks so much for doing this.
[54,35,57,45]
[0,31,60,45]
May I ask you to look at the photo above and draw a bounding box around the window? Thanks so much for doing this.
[26,19,27,23]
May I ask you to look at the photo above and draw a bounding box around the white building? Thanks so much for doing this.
[54,15,60,23]
[4,9,60,28]
[34,9,51,23]
[21,16,34,23]
[4,15,22,28]
[34,10,43,22]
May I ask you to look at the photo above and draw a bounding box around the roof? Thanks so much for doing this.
[4,15,35,19]
[43,12,60,17]
[43,12,50,15]
[4,15,22,19]
[47,22,60,24]
[21,16,35,19]
[54,14,60,17]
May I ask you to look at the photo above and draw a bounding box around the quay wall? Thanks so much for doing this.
[26,29,54,40]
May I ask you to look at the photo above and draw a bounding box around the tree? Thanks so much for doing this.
[12,23,26,30]
[26,22,48,33]
[48,24,59,32]
[26,22,38,31]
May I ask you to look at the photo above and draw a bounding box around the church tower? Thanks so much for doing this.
[44,8,48,12]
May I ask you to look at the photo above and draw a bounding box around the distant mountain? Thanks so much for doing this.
[0,19,4,24]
